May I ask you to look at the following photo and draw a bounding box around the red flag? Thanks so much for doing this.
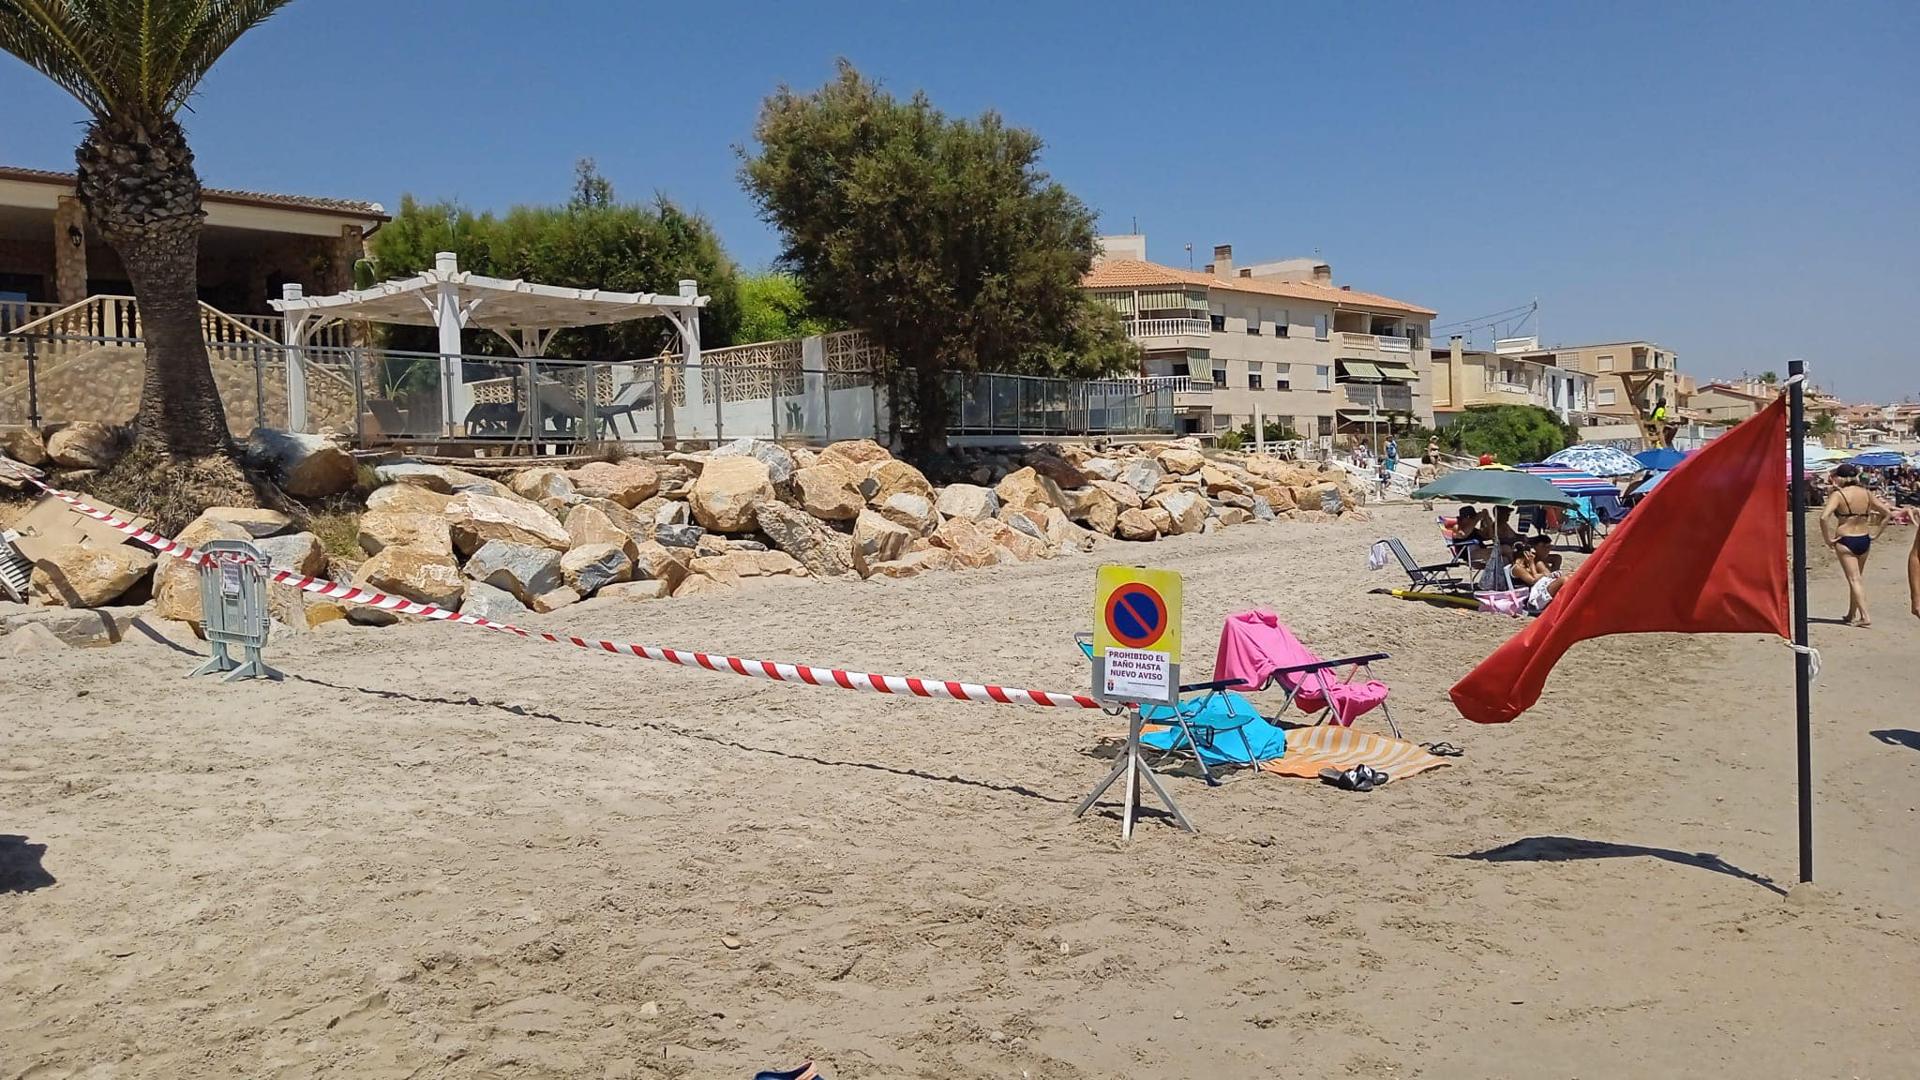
[1450,396,1790,724]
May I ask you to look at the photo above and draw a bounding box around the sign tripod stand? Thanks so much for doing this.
[1073,565,1189,839]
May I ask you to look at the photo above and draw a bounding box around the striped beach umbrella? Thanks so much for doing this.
[1516,463,1619,496]
[1544,444,1645,477]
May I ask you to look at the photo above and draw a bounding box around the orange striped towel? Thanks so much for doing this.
[1258,726,1452,782]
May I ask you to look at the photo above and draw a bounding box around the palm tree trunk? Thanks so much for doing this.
[76,116,234,459]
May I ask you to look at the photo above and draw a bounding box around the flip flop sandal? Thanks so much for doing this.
[1318,767,1373,792]
[1357,765,1391,787]
[1422,742,1465,757]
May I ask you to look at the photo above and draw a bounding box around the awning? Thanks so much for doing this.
[1337,360,1382,381]
[1374,361,1415,382]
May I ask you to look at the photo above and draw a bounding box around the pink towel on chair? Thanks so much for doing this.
[1215,610,1390,727]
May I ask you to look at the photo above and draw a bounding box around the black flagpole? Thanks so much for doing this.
[1788,358,1813,884]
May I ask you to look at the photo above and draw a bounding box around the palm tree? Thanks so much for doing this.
[1,1,295,459]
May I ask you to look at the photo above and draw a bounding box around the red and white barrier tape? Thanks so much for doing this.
[12,475,1101,710]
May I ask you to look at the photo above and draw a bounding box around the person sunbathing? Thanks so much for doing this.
[1513,536,1568,612]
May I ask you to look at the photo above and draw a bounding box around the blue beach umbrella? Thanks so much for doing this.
[1847,451,1905,469]
[1634,447,1689,471]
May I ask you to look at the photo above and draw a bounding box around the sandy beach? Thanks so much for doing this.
[3,503,1917,1079]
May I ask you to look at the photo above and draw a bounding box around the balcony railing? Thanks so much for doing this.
[1145,374,1211,395]
[1126,317,1211,339]
[1334,331,1413,354]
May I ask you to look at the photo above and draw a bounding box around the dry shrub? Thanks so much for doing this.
[69,441,292,535]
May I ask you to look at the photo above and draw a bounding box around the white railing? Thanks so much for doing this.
[1490,380,1536,395]
[1494,336,1539,354]
[1126,317,1210,339]
[1148,375,1212,395]
[1335,331,1414,353]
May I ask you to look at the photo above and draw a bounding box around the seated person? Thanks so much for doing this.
[1491,506,1523,546]
[1513,535,1568,612]
[1443,506,1487,565]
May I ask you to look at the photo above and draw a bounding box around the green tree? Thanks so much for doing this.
[737,271,839,343]
[741,60,1138,457]
[1759,370,1779,384]
[1442,405,1575,464]
[1,0,293,459]
[371,168,743,362]
[1810,412,1838,438]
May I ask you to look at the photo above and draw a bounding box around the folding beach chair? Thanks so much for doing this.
[1214,610,1402,739]
[1380,536,1471,593]
[1075,634,1283,786]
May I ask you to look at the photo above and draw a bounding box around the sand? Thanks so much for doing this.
[3,504,1917,1079]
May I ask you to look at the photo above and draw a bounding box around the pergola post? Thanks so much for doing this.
[434,252,467,437]
[674,278,706,441]
[280,283,309,432]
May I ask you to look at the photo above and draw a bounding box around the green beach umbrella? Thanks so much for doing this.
[1412,467,1578,507]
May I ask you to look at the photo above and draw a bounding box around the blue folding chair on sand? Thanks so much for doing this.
[1076,634,1289,786]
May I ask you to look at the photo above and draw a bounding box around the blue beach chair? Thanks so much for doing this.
[1076,634,1288,785]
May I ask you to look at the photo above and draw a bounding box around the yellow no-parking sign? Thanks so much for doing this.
[1092,565,1182,705]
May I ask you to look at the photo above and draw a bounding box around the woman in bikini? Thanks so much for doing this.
[1819,463,1893,626]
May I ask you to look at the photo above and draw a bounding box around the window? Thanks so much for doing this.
[1246,307,1261,335]
[1316,365,1331,390]
[1408,325,1422,349]
[1274,363,1292,391]
[1213,413,1233,431]
[1210,302,1225,333]
[1598,387,1617,406]
[1597,353,1615,372]
[1314,313,1330,340]
[1274,310,1289,337]
[1248,362,1264,390]
[1212,366,1228,388]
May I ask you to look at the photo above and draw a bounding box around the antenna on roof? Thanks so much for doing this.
[1131,215,1138,233]
[1184,243,1192,269]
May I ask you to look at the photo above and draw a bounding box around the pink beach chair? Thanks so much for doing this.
[1213,609,1400,738]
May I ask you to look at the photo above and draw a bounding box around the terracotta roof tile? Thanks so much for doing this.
[0,164,387,219]
[1082,258,1434,317]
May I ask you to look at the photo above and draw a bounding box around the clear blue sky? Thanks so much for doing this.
[4,0,1915,399]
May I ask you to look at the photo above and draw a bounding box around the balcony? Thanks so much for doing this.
[1334,331,1412,355]
[1125,317,1211,340]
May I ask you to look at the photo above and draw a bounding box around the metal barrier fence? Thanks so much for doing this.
[2,330,1177,447]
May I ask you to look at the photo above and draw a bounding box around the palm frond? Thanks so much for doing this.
[0,0,294,119]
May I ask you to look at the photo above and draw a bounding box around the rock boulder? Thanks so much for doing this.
[45,422,122,470]
[711,437,796,486]
[851,509,913,578]
[29,543,154,607]
[754,501,855,579]
[354,547,465,609]
[994,467,1067,514]
[357,511,453,557]
[246,428,356,497]
[792,463,864,521]
[816,439,891,473]
[928,518,1004,569]
[464,540,563,605]
[934,483,998,522]
[1114,507,1160,542]
[444,492,570,556]
[458,581,529,622]
[690,456,774,533]
[862,459,934,506]
[567,459,660,507]
[559,543,634,596]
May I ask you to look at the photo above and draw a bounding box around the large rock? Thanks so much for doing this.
[983,518,1052,562]
[1216,507,1255,527]
[753,501,855,579]
[1,427,49,467]
[246,429,355,498]
[1063,486,1120,536]
[690,456,774,533]
[876,492,939,536]
[851,509,913,578]
[1088,479,1144,511]
[928,518,1003,569]
[45,422,121,469]
[1120,458,1165,498]
[568,460,660,507]
[563,501,643,558]
[1025,454,1088,490]
[934,483,999,522]
[371,462,457,492]
[1149,489,1208,535]
[689,552,767,585]
[152,515,252,622]
[1144,506,1175,534]
[816,439,892,473]
[994,467,1067,514]
[1114,508,1160,542]
[630,540,690,592]
[358,510,453,557]
[655,523,705,548]
[253,531,327,578]
[29,543,154,607]
[755,550,804,576]
[867,548,955,579]
[654,500,691,527]
[712,438,796,486]
[365,483,456,515]
[510,467,574,502]
[188,506,290,539]
[597,580,670,602]
[1199,464,1251,496]
[531,586,581,613]
[1080,457,1122,482]
[463,540,563,605]
[1044,508,1098,553]
[1,604,147,647]
[862,459,934,506]
[1156,447,1205,476]
[444,492,570,556]
[559,543,633,596]
[354,547,465,609]
[997,505,1050,543]
[1255,483,1297,513]
[458,581,529,622]
[792,463,864,521]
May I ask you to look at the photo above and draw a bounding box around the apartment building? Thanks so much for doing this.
[1496,339,1682,422]
[1083,238,1435,441]
[1689,380,1777,425]
[1429,335,1596,425]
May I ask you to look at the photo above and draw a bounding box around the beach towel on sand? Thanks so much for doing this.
[1256,727,1451,782]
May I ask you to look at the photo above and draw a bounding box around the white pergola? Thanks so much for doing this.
[268,251,707,433]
